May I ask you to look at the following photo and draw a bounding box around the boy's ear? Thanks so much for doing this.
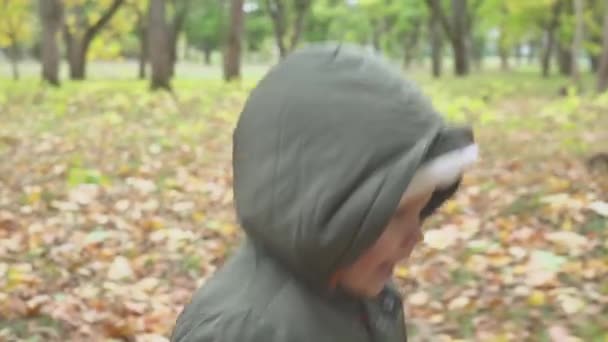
[420,178,461,219]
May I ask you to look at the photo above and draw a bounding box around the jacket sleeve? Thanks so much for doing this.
[176,311,295,342]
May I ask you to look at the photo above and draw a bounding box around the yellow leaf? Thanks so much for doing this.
[442,200,459,214]
[488,334,510,342]
[527,290,546,306]
[27,190,41,205]
[220,223,236,236]
[394,266,408,279]
[561,218,573,231]
[192,212,205,223]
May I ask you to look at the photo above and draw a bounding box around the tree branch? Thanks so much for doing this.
[83,0,125,46]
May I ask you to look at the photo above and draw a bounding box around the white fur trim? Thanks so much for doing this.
[403,144,478,200]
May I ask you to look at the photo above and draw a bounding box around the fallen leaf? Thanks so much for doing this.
[527,290,547,306]
[557,294,585,315]
[68,184,99,205]
[409,291,429,306]
[136,334,169,342]
[448,296,470,310]
[589,201,608,217]
[548,324,580,342]
[546,231,588,255]
[108,256,135,281]
[424,225,460,250]
[394,266,409,279]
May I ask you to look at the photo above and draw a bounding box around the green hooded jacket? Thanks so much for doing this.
[170,42,475,342]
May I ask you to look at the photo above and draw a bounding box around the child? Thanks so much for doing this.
[170,42,478,342]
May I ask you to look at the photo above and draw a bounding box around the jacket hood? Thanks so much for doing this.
[232,42,475,290]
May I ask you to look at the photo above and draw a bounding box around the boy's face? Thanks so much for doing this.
[336,189,434,298]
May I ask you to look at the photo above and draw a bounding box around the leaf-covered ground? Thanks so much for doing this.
[0,70,607,342]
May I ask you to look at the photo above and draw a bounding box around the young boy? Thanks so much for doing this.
[170,42,478,342]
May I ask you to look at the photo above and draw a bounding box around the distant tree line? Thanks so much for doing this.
[3,0,608,92]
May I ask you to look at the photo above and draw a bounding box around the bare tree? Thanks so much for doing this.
[39,0,63,86]
[149,0,172,90]
[63,0,124,80]
[223,0,244,81]
[596,0,608,92]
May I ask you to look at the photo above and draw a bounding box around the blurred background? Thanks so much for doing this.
[0,0,607,341]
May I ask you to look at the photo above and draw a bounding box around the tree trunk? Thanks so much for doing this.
[557,44,573,76]
[471,34,485,70]
[371,20,382,53]
[541,0,562,77]
[596,0,608,92]
[66,36,87,80]
[148,0,172,90]
[450,0,469,75]
[528,40,537,64]
[138,25,147,79]
[590,54,599,72]
[514,44,522,66]
[265,0,287,58]
[168,29,179,77]
[571,0,584,85]
[168,3,190,78]
[64,0,124,80]
[498,30,509,71]
[39,0,63,86]
[9,40,19,80]
[402,23,421,69]
[289,0,310,51]
[452,36,469,75]
[203,43,212,65]
[499,46,509,71]
[223,0,244,81]
[425,0,470,76]
[429,9,443,78]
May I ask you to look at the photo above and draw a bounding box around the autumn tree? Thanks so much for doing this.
[223,0,244,81]
[0,0,33,80]
[148,0,171,90]
[39,0,64,86]
[62,0,125,80]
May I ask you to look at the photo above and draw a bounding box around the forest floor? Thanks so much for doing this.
[1,64,607,342]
